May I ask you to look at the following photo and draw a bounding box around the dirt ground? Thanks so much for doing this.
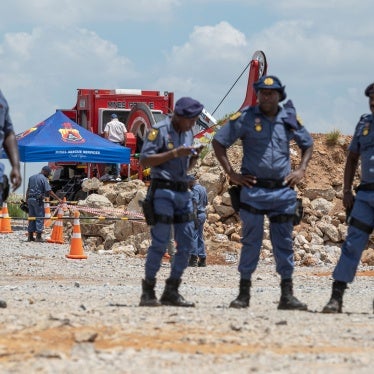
[0,225,373,374]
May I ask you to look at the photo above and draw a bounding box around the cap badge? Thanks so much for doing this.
[264,77,274,86]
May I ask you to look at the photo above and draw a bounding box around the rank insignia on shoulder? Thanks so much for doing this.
[147,129,159,141]
[230,111,242,121]
[296,115,303,126]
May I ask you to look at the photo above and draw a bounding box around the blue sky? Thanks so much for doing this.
[1,0,373,188]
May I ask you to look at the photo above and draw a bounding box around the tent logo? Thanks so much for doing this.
[59,122,86,143]
[18,127,37,140]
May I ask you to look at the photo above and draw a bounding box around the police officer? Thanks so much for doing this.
[322,82,374,313]
[188,176,208,267]
[139,97,204,307]
[0,89,22,308]
[212,75,313,310]
[26,166,61,242]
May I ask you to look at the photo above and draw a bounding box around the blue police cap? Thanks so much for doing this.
[174,97,204,118]
[111,113,118,119]
[364,82,374,97]
[253,75,287,102]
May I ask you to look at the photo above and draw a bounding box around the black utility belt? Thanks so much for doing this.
[151,179,189,192]
[355,183,374,191]
[255,179,286,189]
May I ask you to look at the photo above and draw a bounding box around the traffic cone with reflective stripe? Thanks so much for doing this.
[47,207,64,244]
[44,198,52,228]
[0,202,13,233]
[62,197,68,214]
[66,210,87,259]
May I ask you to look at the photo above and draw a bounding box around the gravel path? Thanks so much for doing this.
[0,224,373,374]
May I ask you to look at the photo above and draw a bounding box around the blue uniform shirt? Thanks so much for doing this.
[27,173,51,198]
[349,113,374,184]
[140,116,194,182]
[0,90,14,146]
[214,104,313,180]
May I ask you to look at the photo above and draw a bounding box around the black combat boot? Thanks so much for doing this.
[322,280,347,313]
[198,256,207,267]
[139,278,161,307]
[188,255,198,267]
[278,278,308,310]
[229,279,251,308]
[160,278,195,307]
[27,232,35,242]
[35,232,44,242]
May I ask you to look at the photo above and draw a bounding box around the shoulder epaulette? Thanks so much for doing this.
[229,111,242,121]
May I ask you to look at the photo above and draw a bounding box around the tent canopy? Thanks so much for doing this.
[2,110,130,164]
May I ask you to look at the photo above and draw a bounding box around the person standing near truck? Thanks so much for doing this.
[26,166,61,242]
[138,97,204,307]
[103,113,127,181]
[0,89,22,308]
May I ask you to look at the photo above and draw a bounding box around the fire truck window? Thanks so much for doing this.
[80,111,88,130]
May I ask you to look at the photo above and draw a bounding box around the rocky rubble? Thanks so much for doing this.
[72,133,374,267]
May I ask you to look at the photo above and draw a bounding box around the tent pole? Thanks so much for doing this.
[23,162,26,198]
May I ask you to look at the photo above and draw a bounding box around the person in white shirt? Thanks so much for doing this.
[103,113,127,181]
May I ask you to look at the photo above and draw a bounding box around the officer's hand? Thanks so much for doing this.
[284,169,304,187]
[177,144,203,157]
[10,168,22,191]
[229,173,257,188]
[343,190,354,209]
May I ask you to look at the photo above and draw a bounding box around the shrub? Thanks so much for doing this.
[326,129,341,146]
[6,193,27,219]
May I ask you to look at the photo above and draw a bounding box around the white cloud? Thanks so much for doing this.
[0,26,139,132]
[1,0,179,28]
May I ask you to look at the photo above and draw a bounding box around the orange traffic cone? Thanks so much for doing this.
[47,207,64,244]
[66,210,87,259]
[44,198,52,228]
[0,202,13,233]
[62,197,68,214]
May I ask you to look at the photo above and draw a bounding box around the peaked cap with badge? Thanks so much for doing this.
[253,75,287,102]
[174,97,204,118]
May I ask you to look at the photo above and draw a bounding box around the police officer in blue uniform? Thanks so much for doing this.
[212,75,314,310]
[139,97,205,307]
[26,166,61,242]
[0,89,22,308]
[323,82,374,313]
[188,176,208,267]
